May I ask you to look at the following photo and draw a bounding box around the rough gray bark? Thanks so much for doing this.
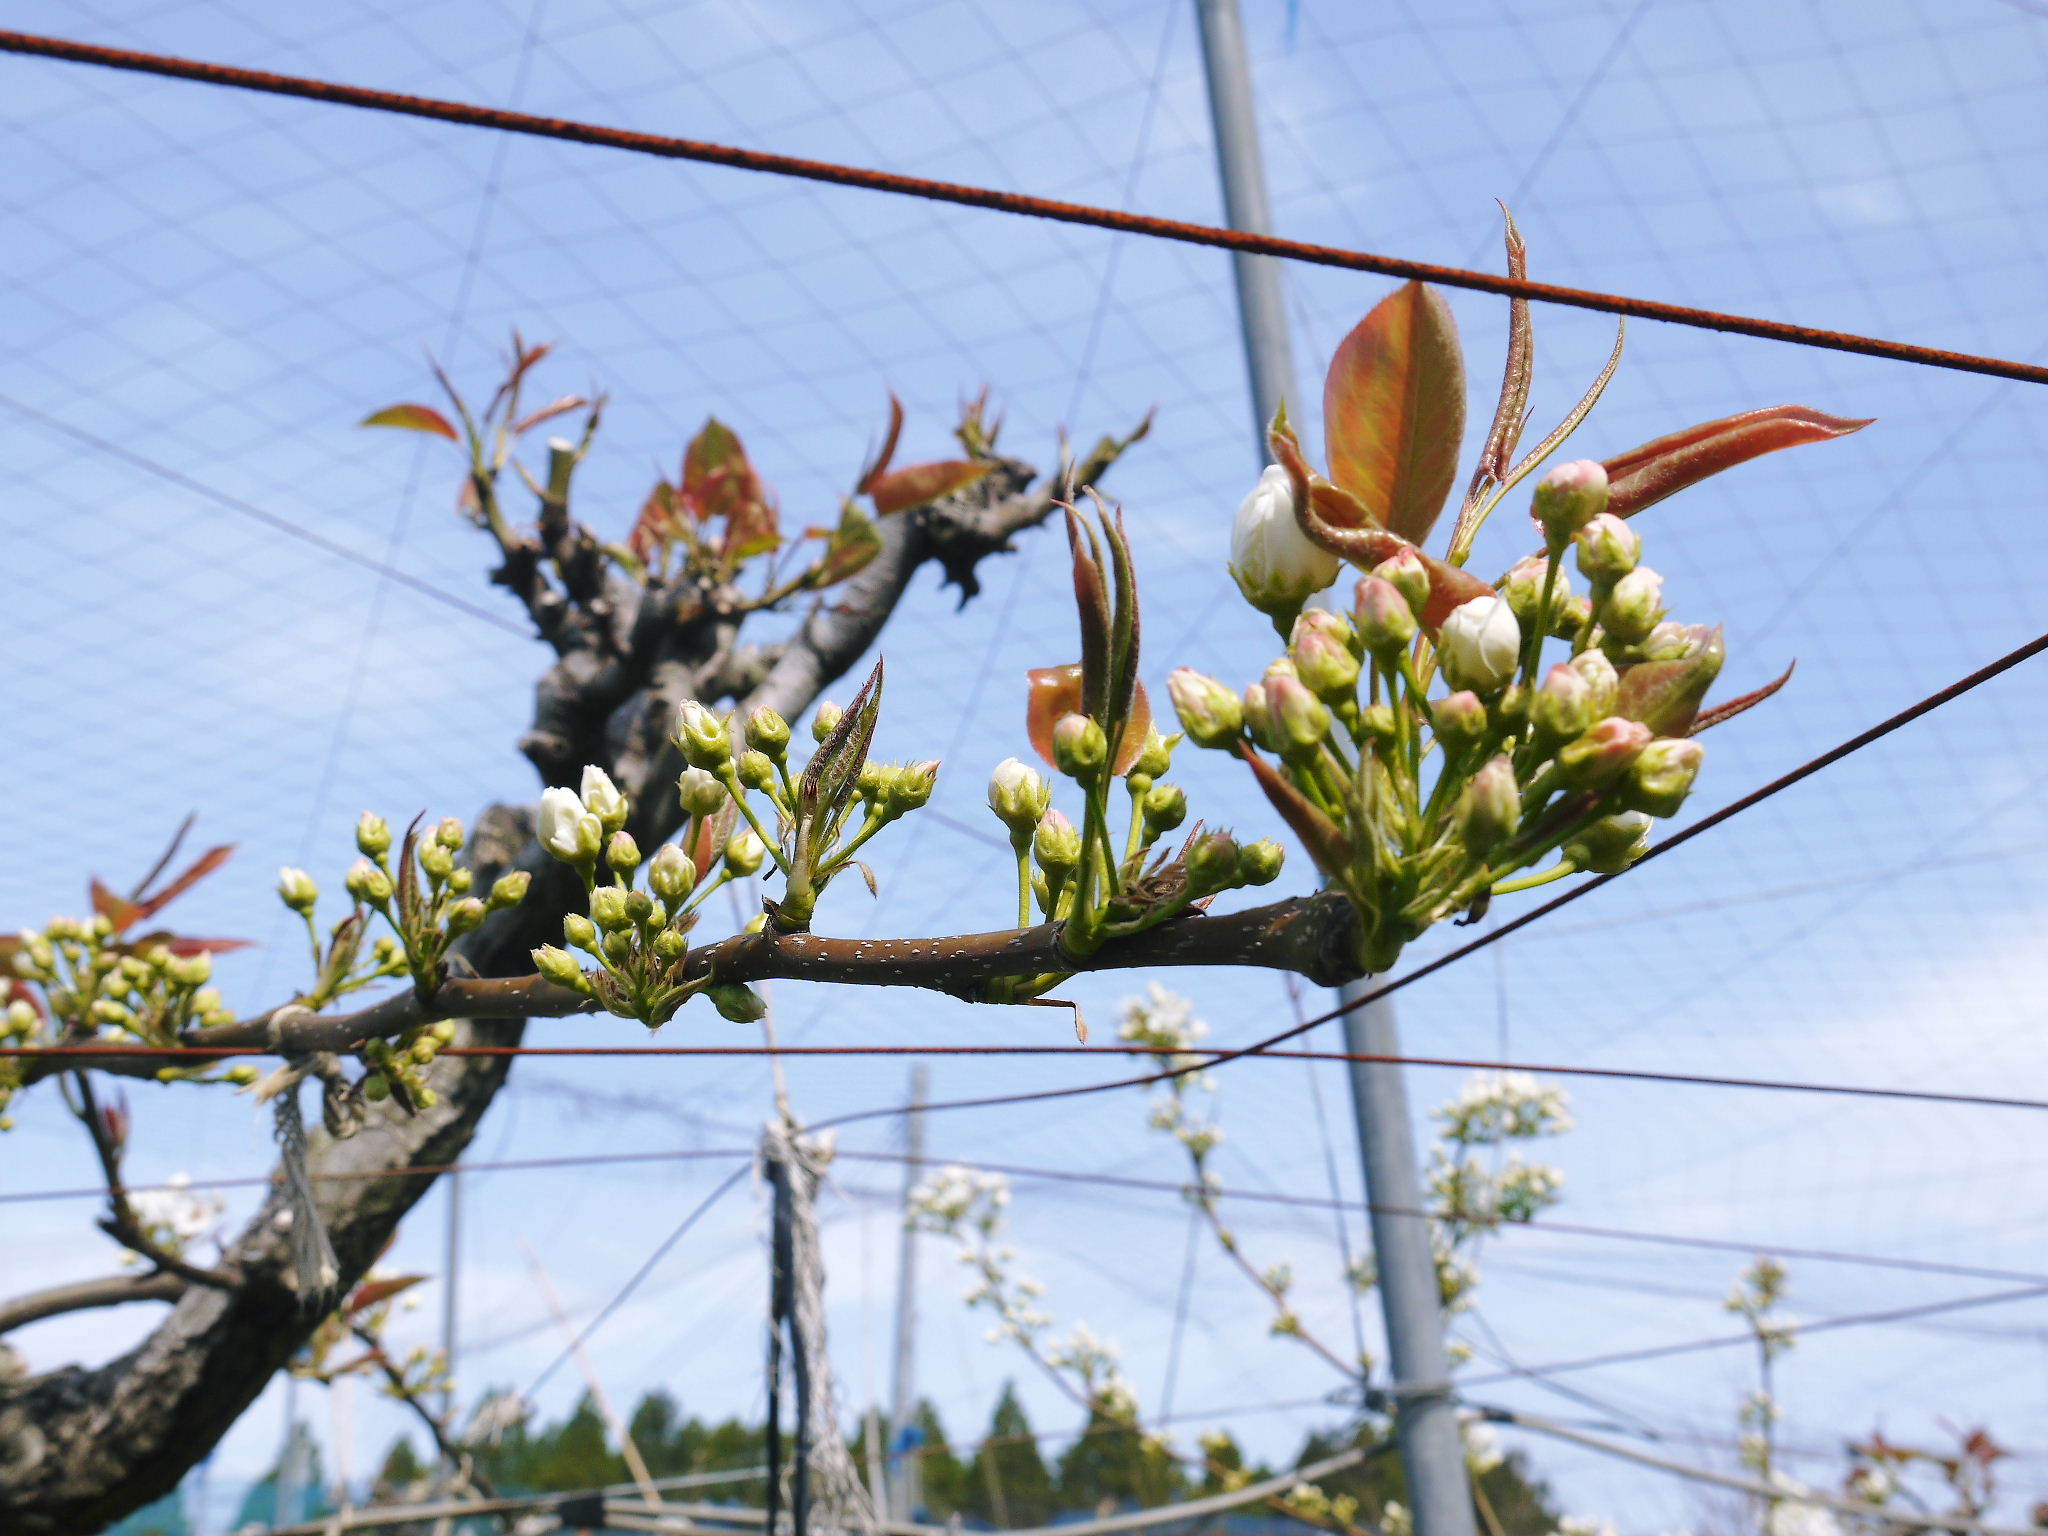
[0,435,1133,1535]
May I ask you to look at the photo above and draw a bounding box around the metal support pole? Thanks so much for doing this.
[1341,985,1477,1536]
[1193,0,1299,455]
[441,1167,461,1455]
[1192,3,1478,1530]
[884,1065,928,1521]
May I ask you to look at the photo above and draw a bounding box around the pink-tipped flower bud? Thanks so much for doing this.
[1229,464,1340,620]
[1242,682,1280,753]
[1051,713,1108,778]
[1457,756,1520,855]
[1555,717,1653,790]
[277,866,318,914]
[1353,574,1418,655]
[1439,595,1522,694]
[1567,648,1620,718]
[1185,830,1243,896]
[1291,619,1361,702]
[1531,459,1610,542]
[1622,737,1705,817]
[1372,547,1430,618]
[345,857,393,907]
[1033,809,1081,872]
[1431,691,1489,753]
[1573,512,1640,585]
[435,816,466,851]
[1532,662,1596,743]
[1599,567,1665,645]
[605,831,642,876]
[1263,672,1331,755]
[355,812,392,859]
[1169,668,1244,749]
[1294,605,1357,650]
[1565,811,1652,874]
[1130,729,1178,781]
[1498,553,1574,632]
[811,701,844,742]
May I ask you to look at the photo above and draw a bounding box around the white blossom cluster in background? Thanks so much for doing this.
[1432,1070,1574,1145]
[123,1173,224,1263]
[910,1163,1138,1422]
[1116,983,1214,1077]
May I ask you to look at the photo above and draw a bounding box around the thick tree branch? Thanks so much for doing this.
[0,413,1137,1534]
[184,892,1360,1057]
[0,1275,185,1339]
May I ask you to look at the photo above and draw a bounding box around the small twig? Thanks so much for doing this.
[69,1071,239,1290]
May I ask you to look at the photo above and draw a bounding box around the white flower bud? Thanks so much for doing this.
[1228,464,1338,620]
[579,766,629,831]
[1438,595,1522,693]
[537,787,591,865]
[987,757,1053,834]
[276,867,318,914]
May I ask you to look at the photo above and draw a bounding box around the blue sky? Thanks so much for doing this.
[4,0,2048,1528]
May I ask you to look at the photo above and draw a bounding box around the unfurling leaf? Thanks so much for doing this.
[1603,406,1873,519]
[346,1273,426,1315]
[1025,664,1152,776]
[1613,624,1725,736]
[360,403,458,440]
[801,657,885,830]
[1285,480,1492,631]
[1323,281,1467,544]
[687,800,740,882]
[1235,744,1353,878]
[512,395,589,435]
[1689,659,1796,737]
[629,480,685,564]
[682,418,780,564]
[812,502,883,587]
[857,393,907,494]
[870,459,993,516]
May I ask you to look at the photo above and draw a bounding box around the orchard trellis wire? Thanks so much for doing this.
[0,6,2039,1531]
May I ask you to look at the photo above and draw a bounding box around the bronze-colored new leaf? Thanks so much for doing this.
[1235,744,1353,879]
[1323,281,1468,544]
[1603,405,1873,519]
[360,403,458,440]
[1024,664,1152,776]
[869,459,993,516]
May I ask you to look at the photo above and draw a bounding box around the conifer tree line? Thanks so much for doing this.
[204,1382,1554,1533]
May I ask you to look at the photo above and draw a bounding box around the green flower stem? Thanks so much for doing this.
[714,767,794,878]
[1489,860,1579,896]
[1519,544,1565,688]
[1009,832,1036,930]
[819,806,892,876]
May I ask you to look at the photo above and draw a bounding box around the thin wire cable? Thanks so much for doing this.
[2,29,2047,384]
[11,1143,2045,1293]
[523,1158,751,1396]
[22,1041,2048,1115]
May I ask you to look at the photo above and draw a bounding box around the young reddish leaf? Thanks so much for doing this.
[1603,406,1873,519]
[129,843,235,925]
[90,879,144,933]
[1234,743,1353,878]
[628,480,683,564]
[1689,659,1796,737]
[811,502,882,587]
[123,932,253,957]
[1024,664,1151,775]
[347,1273,426,1315]
[857,394,906,494]
[513,395,589,436]
[683,418,780,564]
[869,460,993,516]
[361,404,458,440]
[687,801,740,882]
[1323,281,1468,544]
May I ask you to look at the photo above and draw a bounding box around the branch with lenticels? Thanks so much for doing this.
[177,890,1358,1058]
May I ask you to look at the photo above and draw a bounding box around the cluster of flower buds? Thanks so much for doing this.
[10,915,237,1061]
[1181,454,1722,973]
[1000,506,1286,1003]
[1279,1480,1361,1532]
[532,766,764,1027]
[340,812,529,1003]
[669,659,935,932]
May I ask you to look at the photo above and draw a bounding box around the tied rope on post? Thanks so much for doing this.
[249,1006,342,1306]
[761,1120,880,1536]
